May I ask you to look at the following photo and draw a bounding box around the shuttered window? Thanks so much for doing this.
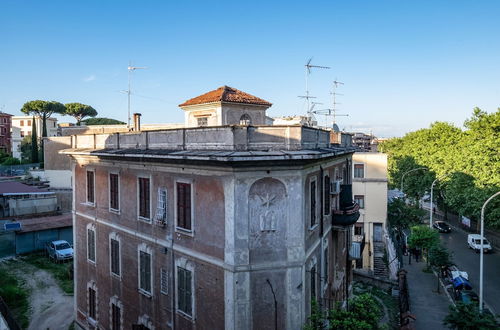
[310,180,316,227]
[176,183,192,230]
[138,178,150,219]
[177,267,192,316]
[139,251,152,293]
[111,303,121,330]
[324,175,330,215]
[160,268,168,295]
[87,171,95,204]
[88,287,96,319]
[109,174,119,211]
[110,239,120,276]
[87,228,95,262]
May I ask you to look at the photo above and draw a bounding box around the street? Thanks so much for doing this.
[439,226,500,314]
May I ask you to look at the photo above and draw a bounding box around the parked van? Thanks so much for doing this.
[467,234,492,253]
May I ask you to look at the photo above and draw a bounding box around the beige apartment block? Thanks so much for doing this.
[11,115,58,159]
[352,152,388,274]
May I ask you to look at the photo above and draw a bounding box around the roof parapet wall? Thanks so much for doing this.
[66,125,332,152]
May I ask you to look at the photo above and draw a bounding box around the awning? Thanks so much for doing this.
[453,276,472,290]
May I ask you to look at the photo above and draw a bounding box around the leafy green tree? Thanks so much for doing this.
[19,136,33,163]
[64,103,98,125]
[379,108,500,228]
[31,116,39,163]
[81,117,125,125]
[348,293,382,329]
[388,198,425,233]
[444,302,499,329]
[428,245,453,292]
[303,300,326,330]
[408,225,439,265]
[21,100,65,162]
[1,157,21,165]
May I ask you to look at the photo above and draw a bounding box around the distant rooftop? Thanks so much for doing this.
[0,181,53,196]
[179,86,272,107]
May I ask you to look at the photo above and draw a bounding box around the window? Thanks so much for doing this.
[109,173,119,211]
[139,247,152,294]
[20,131,24,137]
[87,225,96,263]
[323,245,329,284]
[88,286,97,320]
[354,164,364,178]
[323,175,330,215]
[87,170,95,205]
[177,267,193,316]
[20,120,24,126]
[138,177,151,220]
[239,114,251,125]
[197,117,208,127]
[27,120,31,126]
[354,195,365,209]
[110,238,120,276]
[310,265,317,301]
[111,303,121,330]
[160,268,168,295]
[155,188,167,222]
[310,178,317,227]
[354,224,364,236]
[176,182,192,231]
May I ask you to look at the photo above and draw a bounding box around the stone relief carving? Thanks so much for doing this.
[249,178,287,234]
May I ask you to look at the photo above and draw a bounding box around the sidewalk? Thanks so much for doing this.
[404,258,451,330]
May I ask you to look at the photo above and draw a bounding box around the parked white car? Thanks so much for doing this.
[467,234,492,253]
[46,240,74,261]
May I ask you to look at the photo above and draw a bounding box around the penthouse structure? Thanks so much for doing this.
[62,87,360,330]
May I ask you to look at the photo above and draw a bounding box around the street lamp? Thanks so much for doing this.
[479,191,500,312]
[400,167,428,193]
[429,174,450,229]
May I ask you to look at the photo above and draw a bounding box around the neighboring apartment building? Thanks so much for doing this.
[0,112,12,154]
[11,115,58,159]
[62,86,360,330]
[351,152,388,274]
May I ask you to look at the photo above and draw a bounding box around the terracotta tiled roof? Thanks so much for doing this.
[179,86,272,107]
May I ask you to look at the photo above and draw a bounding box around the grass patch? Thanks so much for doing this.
[21,253,74,295]
[0,262,30,329]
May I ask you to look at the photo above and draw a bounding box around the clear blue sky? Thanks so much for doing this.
[1,0,499,137]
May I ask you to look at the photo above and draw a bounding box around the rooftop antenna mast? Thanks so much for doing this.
[126,62,147,129]
[298,58,330,118]
[312,79,348,129]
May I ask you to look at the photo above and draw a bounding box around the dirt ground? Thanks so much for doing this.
[12,260,74,330]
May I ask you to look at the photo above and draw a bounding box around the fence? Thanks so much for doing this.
[0,296,21,330]
[398,269,416,329]
[0,163,40,177]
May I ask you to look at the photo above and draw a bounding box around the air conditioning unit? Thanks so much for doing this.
[330,180,341,195]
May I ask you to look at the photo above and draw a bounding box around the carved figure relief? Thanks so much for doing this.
[258,193,277,231]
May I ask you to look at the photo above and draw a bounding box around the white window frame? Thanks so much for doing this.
[86,169,96,206]
[353,163,365,179]
[109,296,123,330]
[175,257,195,319]
[322,240,329,292]
[138,314,155,330]
[354,195,365,209]
[86,223,96,264]
[108,172,120,214]
[87,281,98,323]
[137,175,152,223]
[109,232,121,279]
[174,178,195,235]
[309,176,318,230]
[138,243,153,297]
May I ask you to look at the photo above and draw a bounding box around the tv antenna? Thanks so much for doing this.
[126,62,147,129]
[298,58,330,117]
[312,79,348,129]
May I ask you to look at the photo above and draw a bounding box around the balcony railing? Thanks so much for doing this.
[350,234,366,260]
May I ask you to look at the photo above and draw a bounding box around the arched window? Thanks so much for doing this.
[239,114,252,126]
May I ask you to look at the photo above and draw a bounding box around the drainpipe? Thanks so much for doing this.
[319,166,324,306]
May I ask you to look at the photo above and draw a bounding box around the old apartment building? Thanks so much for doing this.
[63,87,360,330]
[352,152,388,274]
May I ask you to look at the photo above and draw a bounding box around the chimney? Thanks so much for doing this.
[133,113,141,131]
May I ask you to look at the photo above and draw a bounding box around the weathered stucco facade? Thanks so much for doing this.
[64,88,360,330]
[352,152,388,271]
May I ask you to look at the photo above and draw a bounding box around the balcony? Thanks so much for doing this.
[332,184,360,226]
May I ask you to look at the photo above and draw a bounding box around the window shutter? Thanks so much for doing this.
[160,268,168,294]
[185,184,191,230]
[177,183,185,228]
